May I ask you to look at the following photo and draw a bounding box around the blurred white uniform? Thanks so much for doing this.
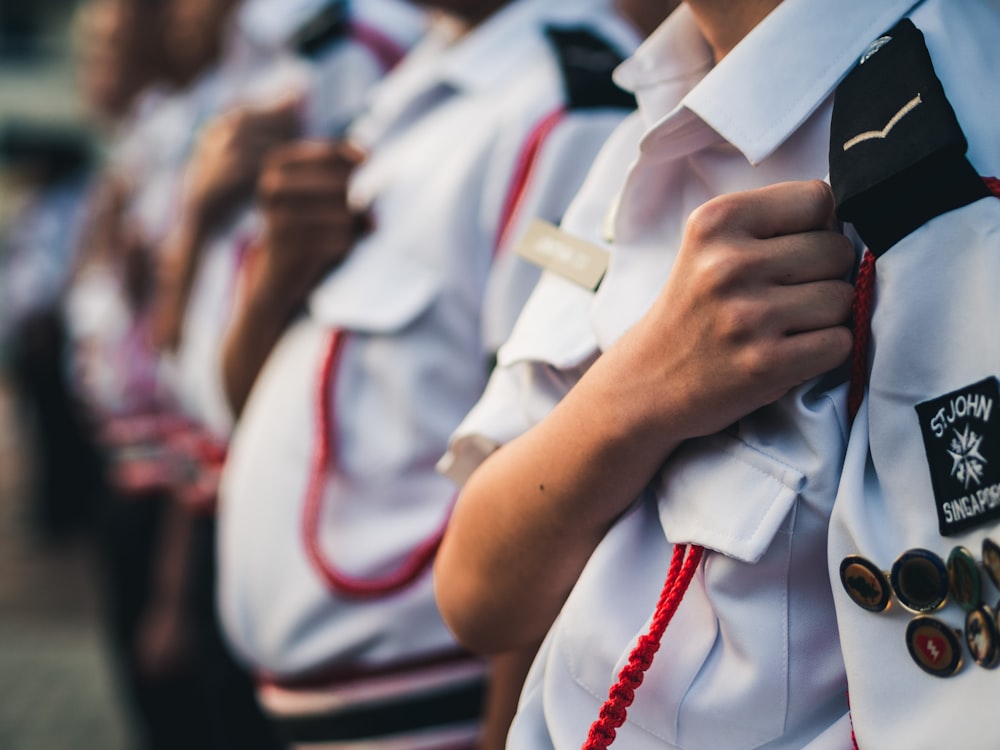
[173,0,426,440]
[218,0,640,745]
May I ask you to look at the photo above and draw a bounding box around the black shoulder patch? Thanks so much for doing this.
[292,0,349,59]
[544,26,636,112]
[916,377,1000,537]
[829,18,989,257]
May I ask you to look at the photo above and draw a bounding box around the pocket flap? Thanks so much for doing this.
[656,433,805,563]
[307,240,441,333]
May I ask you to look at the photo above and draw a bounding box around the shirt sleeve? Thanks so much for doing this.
[437,355,591,486]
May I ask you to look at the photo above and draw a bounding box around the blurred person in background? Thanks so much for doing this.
[61,1,272,748]
[65,0,426,747]
[0,120,97,540]
[0,0,168,542]
[211,0,666,746]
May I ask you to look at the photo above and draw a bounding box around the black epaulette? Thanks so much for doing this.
[292,0,349,60]
[544,26,636,112]
[829,18,989,257]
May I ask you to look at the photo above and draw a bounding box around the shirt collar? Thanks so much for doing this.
[623,0,922,165]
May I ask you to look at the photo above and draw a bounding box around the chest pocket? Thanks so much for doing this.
[640,433,804,749]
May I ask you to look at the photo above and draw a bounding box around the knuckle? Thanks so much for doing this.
[256,171,281,201]
[738,344,775,382]
[695,245,749,292]
[810,327,853,373]
[822,280,855,319]
[264,142,302,170]
[835,235,858,271]
[833,279,855,309]
[715,298,760,344]
[686,195,740,242]
[829,326,854,361]
[803,179,835,226]
[805,179,834,209]
[261,150,285,175]
[229,109,250,131]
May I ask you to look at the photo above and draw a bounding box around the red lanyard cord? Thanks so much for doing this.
[302,329,448,599]
[847,248,877,423]
[495,108,566,254]
[583,543,704,750]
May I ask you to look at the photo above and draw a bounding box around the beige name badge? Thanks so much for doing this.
[515,220,609,291]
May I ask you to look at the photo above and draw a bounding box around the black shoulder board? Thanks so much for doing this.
[292,0,349,59]
[544,26,636,112]
[829,18,989,257]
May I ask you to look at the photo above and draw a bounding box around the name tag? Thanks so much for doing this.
[515,220,609,292]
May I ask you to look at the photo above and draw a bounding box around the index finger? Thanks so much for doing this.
[727,180,837,239]
[264,140,366,173]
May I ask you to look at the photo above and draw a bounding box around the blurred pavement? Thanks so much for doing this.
[0,374,134,750]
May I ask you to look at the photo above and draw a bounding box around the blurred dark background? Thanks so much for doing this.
[0,1,134,748]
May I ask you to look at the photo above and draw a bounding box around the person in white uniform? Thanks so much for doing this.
[62,4,292,748]
[156,0,426,445]
[431,1,974,748]
[824,4,1000,749]
[216,0,650,746]
[94,5,424,748]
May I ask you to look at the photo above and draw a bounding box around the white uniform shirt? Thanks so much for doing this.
[66,51,241,417]
[64,78,210,417]
[828,3,1000,748]
[173,0,426,439]
[440,2,934,748]
[218,0,641,679]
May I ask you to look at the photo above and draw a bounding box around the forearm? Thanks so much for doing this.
[438,179,856,653]
[221,285,293,418]
[477,645,542,750]
[148,498,196,612]
[151,214,212,351]
[436,336,689,653]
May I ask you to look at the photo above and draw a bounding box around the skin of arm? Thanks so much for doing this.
[151,98,301,351]
[435,180,856,654]
[134,499,198,679]
[478,646,543,750]
[221,139,367,416]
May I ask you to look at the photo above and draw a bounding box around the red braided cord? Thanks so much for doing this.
[582,543,705,750]
[847,249,876,423]
[495,108,566,253]
[848,692,860,750]
[302,329,449,599]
